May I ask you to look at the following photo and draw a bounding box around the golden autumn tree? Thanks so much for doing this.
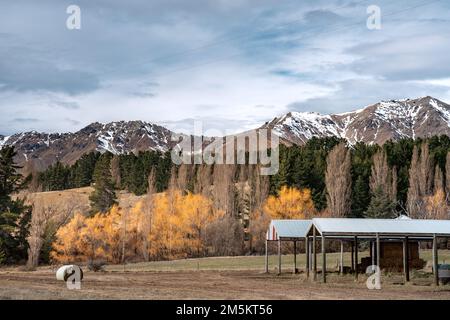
[79,213,107,263]
[425,189,449,220]
[52,205,134,265]
[51,190,227,263]
[102,205,124,264]
[248,208,271,253]
[51,213,86,263]
[263,186,316,219]
[177,193,223,256]
[155,190,184,259]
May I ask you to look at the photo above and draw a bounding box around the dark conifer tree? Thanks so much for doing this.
[0,146,31,264]
[364,186,396,219]
[89,152,117,214]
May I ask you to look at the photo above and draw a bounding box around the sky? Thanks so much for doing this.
[1,0,450,136]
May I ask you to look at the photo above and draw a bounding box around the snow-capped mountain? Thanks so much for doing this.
[263,111,340,145]
[0,121,178,172]
[264,96,450,145]
[1,96,450,173]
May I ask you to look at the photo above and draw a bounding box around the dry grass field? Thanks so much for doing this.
[16,186,146,213]
[1,251,450,300]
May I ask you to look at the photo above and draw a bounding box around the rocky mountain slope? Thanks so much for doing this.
[0,121,178,172]
[1,96,450,172]
[264,96,450,145]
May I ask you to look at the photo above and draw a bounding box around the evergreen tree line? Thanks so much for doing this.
[3,135,450,266]
[36,150,172,195]
[271,135,450,218]
[35,135,450,220]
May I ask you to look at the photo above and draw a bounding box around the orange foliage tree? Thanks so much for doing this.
[425,189,449,220]
[78,213,107,263]
[263,186,316,219]
[51,191,224,264]
[51,213,86,263]
[178,193,224,256]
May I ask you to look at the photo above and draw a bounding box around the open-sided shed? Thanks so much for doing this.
[265,220,311,275]
[267,220,312,241]
[266,217,450,285]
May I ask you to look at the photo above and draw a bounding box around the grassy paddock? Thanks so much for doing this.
[106,249,450,273]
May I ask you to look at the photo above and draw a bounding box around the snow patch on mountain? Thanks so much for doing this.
[0,135,10,149]
[430,98,450,124]
[272,111,342,144]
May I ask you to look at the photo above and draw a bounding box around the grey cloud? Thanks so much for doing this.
[65,118,81,126]
[131,91,156,98]
[1,0,450,134]
[302,9,344,26]
[0,58,100,95]
[346,34,450,81]
[12,118,40,123]
[289,78,450,115]
[161,117,259,135]
[128,81,159,98]
[49,100,80,110]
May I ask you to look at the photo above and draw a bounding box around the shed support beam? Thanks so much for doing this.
[371,241,374,267]
[305,236,310,278]
[339,240,344,275]
[264,239,269,273]
[293,241,297,274]
[278,239,282,275]
[351,242,354,272]
[403,236,409,283]
[433,234,439,286]
[322,235,326,283]
[313,227,317,281]
[376,234,380,271]
[309,238,313,271]
[354,236,358,281]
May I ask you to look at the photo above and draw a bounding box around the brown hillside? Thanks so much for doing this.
[14,187,146,217]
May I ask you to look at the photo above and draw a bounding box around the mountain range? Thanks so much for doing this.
[264,96,450,145]
[1,96,450,172]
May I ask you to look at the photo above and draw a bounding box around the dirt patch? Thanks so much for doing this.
[1,268,450,300]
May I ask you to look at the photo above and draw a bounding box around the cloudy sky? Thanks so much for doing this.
[1,0,450,135]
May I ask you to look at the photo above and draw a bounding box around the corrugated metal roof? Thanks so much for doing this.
[267,220,312,240]
[312,218,450,236]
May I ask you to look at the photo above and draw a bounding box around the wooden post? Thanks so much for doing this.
[403,236,409,283]
[351,241,354,272]
[371,241,374,267]
[305,236,310,278]
[313,227,317,281]
[322,235,326,283]
[376,234,380,270]
[339,240,344,275]
[264,239,269,273]
[354,236,358,281]
[278,239,282,275]
[293,241,297,274]
[309,238,313,271]
[433,234,439,286]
